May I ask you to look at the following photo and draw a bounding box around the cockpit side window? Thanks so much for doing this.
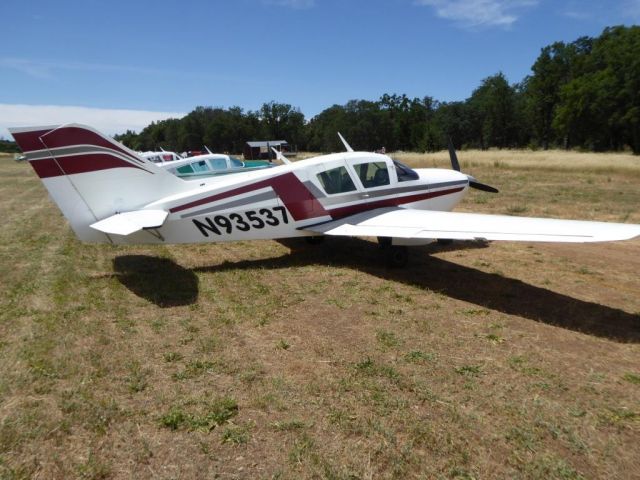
[393,159,419,182]
[316,166,357,194]
[209,158,228,170]
[354,162,390,188]
[230,157,244,167]
[192,160,209,172]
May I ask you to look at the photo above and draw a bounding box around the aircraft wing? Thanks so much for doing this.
[90,210,168,236]
[303,207,640,243]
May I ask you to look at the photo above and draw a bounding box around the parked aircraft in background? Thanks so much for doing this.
[139,149,183,164]
[10,124,640,266]
[159,151,273,179]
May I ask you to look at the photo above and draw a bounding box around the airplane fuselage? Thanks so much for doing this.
[130,152,470,245]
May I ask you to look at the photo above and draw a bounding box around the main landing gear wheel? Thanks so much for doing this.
[386,245,408,268]
[377,237,409,268]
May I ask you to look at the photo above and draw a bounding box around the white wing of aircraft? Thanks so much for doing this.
[305,207,640,243]
[9,123,640,266]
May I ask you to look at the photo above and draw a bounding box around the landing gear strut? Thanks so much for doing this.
[377,237,409,268]
[305,236,325,245]
[437,238,454,245]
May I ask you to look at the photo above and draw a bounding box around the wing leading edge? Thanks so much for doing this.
[304,207,640,243]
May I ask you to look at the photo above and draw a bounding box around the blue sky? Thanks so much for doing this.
[1,0,639,137]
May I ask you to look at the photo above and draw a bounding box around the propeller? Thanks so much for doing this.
[448,138,499,194]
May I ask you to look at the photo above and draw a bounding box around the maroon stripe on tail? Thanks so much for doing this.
[40,126,142,163]
[30,153,149,179]
[11,128,56,153]
[31,158,65,178]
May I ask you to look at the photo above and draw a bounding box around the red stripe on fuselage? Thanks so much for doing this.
[30,154,148,178]
[172,173,464,223]
[170,172,328,221]
[327,187,465,218]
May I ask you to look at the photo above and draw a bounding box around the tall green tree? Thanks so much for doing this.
[554,26,640,153]
[468,73,519,149]
[524,41,578,149]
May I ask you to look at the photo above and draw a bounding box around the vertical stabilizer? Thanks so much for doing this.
[10,124,188,243]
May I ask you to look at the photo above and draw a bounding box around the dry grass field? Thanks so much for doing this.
[0,150,639,479]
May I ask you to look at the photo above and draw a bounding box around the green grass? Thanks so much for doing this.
[0,155,639,478]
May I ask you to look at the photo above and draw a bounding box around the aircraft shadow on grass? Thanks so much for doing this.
[112,237,640,343]
[112,255,199,308]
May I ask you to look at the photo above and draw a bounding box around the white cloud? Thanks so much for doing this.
[0,58,53,79]
[0,104,186,139]
[561,9,593,20]
[263,0,315,9]
[0,57,171,80]
[415,0,539,28]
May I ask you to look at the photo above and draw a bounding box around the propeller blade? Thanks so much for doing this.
[469,180,499,193]
[448,137,460,172]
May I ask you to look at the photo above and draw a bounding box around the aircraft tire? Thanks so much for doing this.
[386,245,408,268]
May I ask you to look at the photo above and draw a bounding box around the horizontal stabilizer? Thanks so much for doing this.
[305,207,640,243]
[90,210,168,236]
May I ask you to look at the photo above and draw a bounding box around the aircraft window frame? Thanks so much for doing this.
[316,165,357,195]
[353,161,391,189]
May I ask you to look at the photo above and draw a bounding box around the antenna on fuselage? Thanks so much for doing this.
[271,147,291,165]
[337,132,354,152]
[205,146,213,154]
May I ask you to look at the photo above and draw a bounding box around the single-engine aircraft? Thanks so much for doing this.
[9,124,640,266]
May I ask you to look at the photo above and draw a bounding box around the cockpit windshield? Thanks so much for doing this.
[393,159,419,182]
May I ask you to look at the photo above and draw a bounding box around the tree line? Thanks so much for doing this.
[116,25,640,154]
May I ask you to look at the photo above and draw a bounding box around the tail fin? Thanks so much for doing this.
[10,123,187,243]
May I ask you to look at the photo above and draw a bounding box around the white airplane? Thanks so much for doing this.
[138,149,183,164]
[159,150,273,179]
[9,124,640,266]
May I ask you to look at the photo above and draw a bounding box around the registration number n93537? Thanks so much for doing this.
[192,206,289,237]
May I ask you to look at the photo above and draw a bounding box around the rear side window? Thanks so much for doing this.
[316,166,356,194]
[354,162,390,188]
